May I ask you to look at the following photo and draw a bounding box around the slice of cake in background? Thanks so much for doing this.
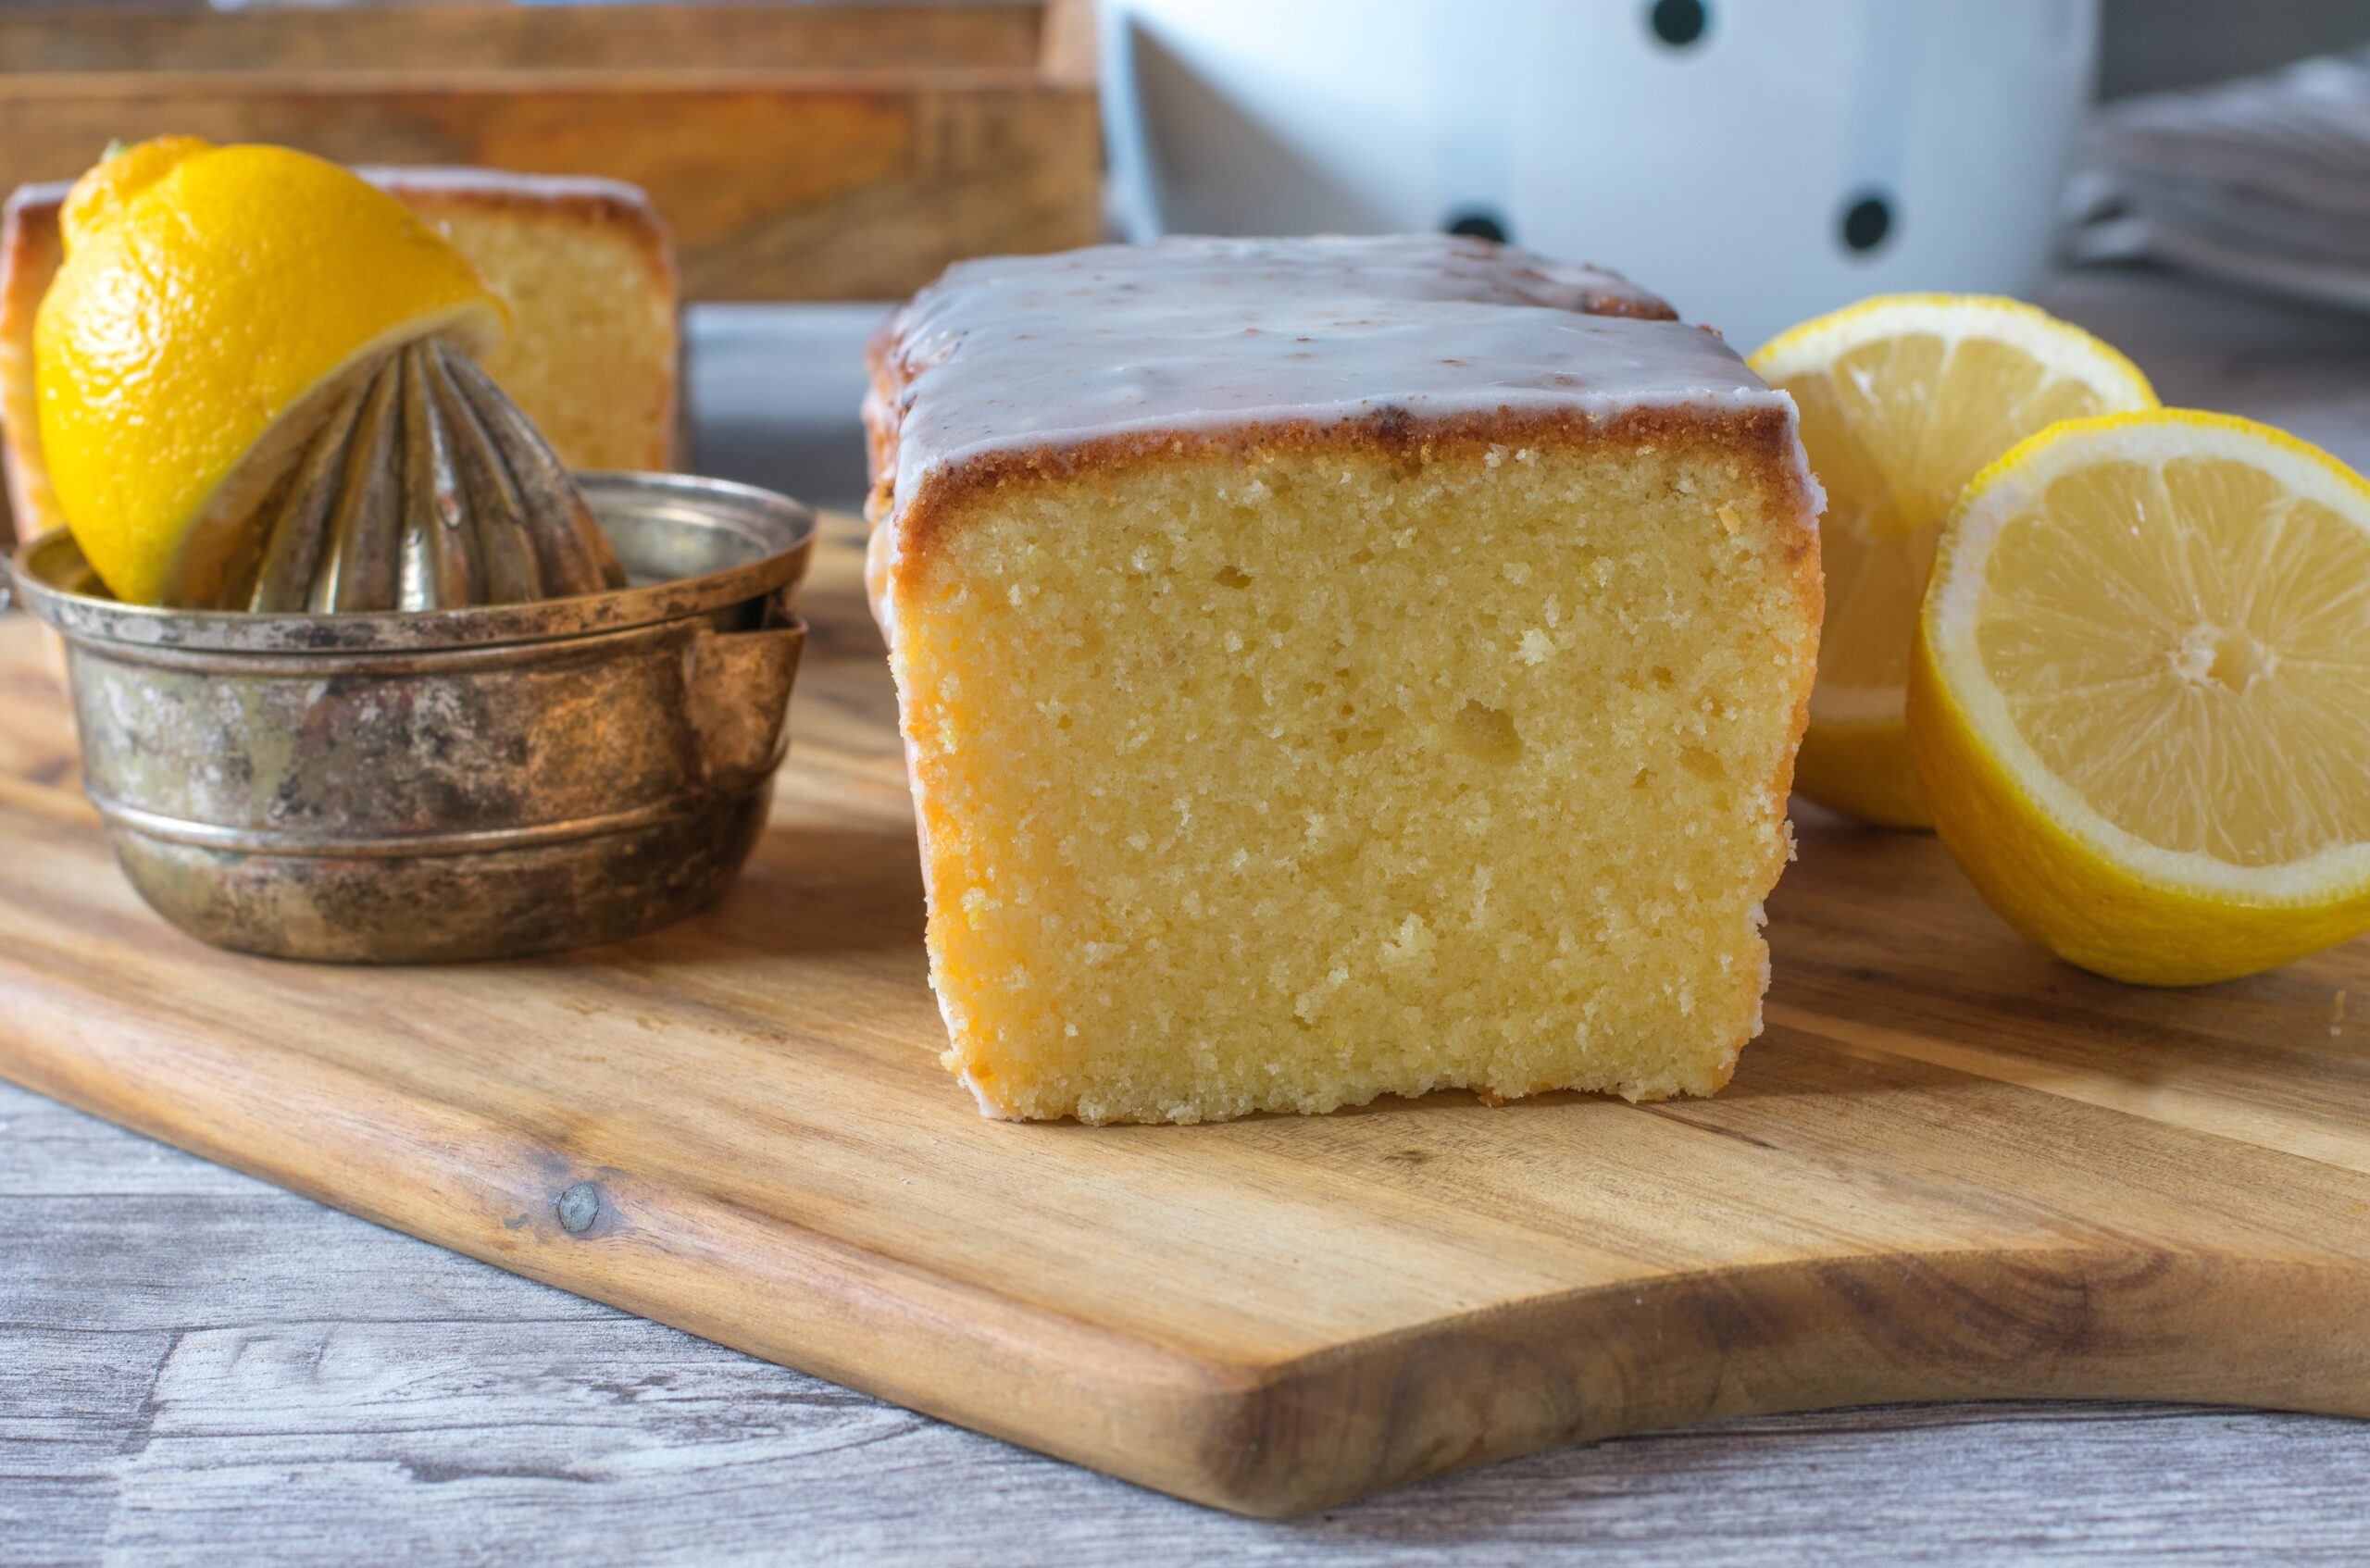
[866,235,1824,1125]
[0,167,680,545]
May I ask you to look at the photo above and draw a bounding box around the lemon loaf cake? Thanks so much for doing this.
[867,235,1824,1124]
[0,166,678,543]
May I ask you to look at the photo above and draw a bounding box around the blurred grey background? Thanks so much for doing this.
[2099,0,2368,96]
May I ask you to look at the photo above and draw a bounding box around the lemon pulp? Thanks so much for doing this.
[1978,449,2370,869]
[1752,296,2157,826]
[1913,410,2370,984]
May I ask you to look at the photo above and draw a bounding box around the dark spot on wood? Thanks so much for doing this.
[556,1181,603,1235]
[1384,1148,1435,1165]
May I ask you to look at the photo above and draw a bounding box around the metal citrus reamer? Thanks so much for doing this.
[6,331,818,963]
[210,337,628,613]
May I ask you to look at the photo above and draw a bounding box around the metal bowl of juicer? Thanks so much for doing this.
[5,472,817,963]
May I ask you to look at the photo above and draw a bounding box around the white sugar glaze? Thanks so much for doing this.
[352,167,662,214]
[872,234,1808,524]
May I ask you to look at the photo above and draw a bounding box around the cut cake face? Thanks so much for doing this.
[866,236,1822,1124]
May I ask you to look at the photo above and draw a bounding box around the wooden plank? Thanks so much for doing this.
[0,516,2366,1517]
[0,81,1101,303]
[0,4,1103,303]
[9,1077,2370,1565]
[0,4,1053,76]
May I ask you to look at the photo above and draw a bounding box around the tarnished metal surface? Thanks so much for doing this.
[220,338,628,614]
[16,476,802,653]
[6,474,817,963]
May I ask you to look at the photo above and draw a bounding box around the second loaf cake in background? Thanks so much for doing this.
[867,235,1824,1124]
[0,167,680,545]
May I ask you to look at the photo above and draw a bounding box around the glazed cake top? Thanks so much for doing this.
[869,234,1803,520]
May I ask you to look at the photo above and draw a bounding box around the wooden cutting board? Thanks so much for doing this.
[3,514,2366,1517]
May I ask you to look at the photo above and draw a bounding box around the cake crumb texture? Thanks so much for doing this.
[893,428,1817,1123]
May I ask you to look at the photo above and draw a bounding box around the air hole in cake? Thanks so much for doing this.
[1330,724,1393,755]
[1452,700,1524,763]
[1679,745,1725,782]
[1214,564,1254,589]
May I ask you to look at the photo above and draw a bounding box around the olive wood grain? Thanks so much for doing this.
[0,514,2364,1517]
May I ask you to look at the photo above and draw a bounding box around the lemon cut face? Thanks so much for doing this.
[1751,296,2157,826]
[1911,410,2370,985]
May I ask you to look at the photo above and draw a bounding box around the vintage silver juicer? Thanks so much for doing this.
[3,335,816,963]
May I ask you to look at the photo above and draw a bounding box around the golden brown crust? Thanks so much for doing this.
[888,402,1822,587]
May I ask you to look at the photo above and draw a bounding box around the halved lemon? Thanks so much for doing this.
[1909,410,2370,985]
[1751,296,2158,827]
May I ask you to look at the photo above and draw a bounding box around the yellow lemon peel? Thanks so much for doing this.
[35,136,506,604]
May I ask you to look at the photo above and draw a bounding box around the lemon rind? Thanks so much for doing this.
[1746,293,2160,410]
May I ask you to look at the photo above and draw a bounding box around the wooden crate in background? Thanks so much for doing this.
[0,1,1104,302]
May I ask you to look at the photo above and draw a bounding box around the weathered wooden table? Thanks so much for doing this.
[8,268,2370,1566]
